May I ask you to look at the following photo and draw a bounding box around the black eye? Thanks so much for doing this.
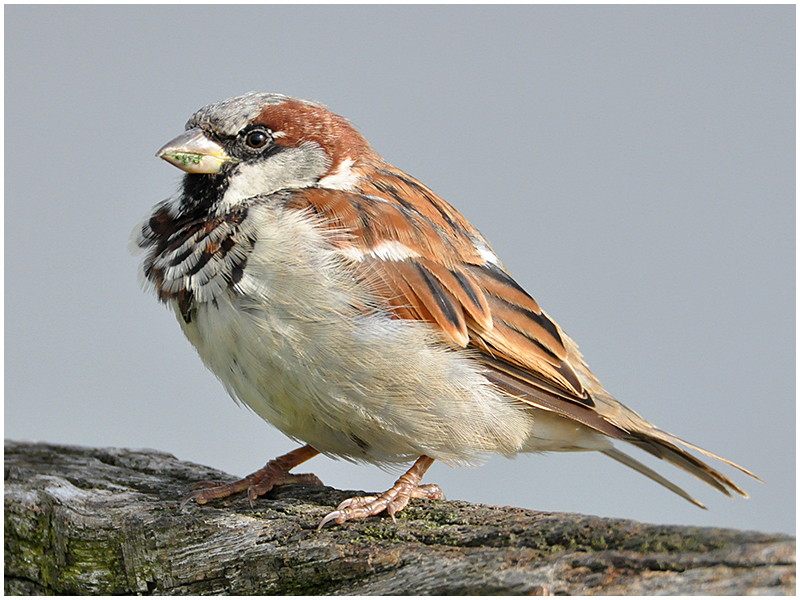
[245,129,270,149]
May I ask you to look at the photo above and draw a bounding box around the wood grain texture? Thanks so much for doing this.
[4,440,794,595]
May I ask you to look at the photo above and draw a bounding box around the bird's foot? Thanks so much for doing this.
[180,445,321,508]
[318,456,441,529]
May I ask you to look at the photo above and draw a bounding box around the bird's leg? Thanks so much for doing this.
[318,455,443,529]
[180,444,322,508]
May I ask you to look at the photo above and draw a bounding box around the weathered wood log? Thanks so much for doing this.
[4,440,794,595]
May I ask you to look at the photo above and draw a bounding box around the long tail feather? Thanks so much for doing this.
[601,447,706,509]
[625,435,741,497]
[656,432,763,482]
[477,353,760,506]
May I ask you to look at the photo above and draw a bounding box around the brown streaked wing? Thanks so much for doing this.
[464,262,543,314]
[416,258,493,331]
[484,294,566,361]
[358,166,485,253]
[463,261,588,400]
[388,259,470,347]
[477,317,589,403]
[287,186,590,403]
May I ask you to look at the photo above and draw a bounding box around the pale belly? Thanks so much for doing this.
[177,292,609,467]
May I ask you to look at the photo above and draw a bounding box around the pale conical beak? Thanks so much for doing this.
[156,127,236,174]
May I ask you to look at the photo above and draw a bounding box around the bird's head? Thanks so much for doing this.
[157,92,379,211]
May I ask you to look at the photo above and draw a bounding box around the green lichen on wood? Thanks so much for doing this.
[4,441,795,595]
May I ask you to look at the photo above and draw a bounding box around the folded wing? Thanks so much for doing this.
[285,176,757,504]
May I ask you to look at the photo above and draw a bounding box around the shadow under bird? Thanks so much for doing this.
[135,92,759,528]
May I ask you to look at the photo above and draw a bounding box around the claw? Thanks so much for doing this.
[316,456,441,529]
[317,510,344,530]
[179,491,203,510]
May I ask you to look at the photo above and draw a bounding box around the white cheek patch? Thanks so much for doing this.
[216,142,331,214]
[317,158,359,191]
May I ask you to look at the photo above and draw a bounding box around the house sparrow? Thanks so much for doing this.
[135,92,757,528]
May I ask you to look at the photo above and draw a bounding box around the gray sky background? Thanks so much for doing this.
[5,5,794,535]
